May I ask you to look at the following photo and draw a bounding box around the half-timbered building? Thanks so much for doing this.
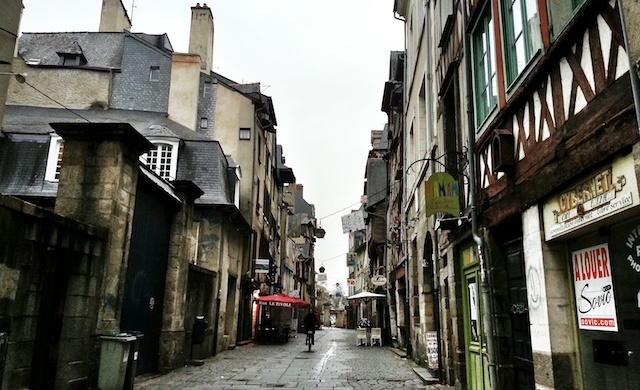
[471,0,639,389]
[392,0,640,389]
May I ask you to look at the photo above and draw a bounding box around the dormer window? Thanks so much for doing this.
[149,66,160,81]
[45,134,64,182]
[61,54,85,66]
[200,117,208,129]
[139,140,179,180]
[57,42,87,67]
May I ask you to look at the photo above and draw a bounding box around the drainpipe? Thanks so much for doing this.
[618,1,640,134]
[463,12,500,390]
[433,250,443,381]
[394,2,412,359]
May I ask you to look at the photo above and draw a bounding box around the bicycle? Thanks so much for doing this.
[305,329,314,352]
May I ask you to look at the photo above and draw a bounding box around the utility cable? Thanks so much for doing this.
[24,81,91,123]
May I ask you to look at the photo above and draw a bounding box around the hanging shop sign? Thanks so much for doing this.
[346,252,357,267]
[294,243,310,261]
[371,275,387,286]
[543,154,639,240]
[571,243,618,332]
[347,278,356,286]
[254,258,270,274]
[424,172,460,217]
[341,209,366,233]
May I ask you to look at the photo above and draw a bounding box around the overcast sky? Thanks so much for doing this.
[19,0,404,292]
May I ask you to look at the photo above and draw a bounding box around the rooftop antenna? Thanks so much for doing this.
[131,0,137,23]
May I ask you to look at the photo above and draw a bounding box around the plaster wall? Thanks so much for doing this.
[213,85,256,221]
[0,0,22,127]
[523,205,580,389]
[99,0,131,33]
[7,60,111,109]
[168,53,201,130]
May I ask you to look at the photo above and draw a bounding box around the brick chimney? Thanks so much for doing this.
[189,3,214,74]
[99,0,132,32]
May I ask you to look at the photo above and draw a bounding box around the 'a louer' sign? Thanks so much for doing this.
[572,243,618,332]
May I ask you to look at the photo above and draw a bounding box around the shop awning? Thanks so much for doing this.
[254,293,311,308]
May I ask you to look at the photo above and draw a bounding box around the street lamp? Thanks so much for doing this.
[0,72,27,83]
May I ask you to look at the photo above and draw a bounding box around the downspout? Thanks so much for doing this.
[618,0,640,134]
[212,224,224,355]
[394,3,412,358]
[463,11,499,390]
[423,1,444,380]
[433,245,443,381]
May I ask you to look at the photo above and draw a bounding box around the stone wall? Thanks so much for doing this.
[0,194,107,389]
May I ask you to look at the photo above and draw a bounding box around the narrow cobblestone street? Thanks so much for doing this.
[135,328,454,390]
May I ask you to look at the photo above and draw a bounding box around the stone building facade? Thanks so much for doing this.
[382,1,640,390]
[0,0,311,387]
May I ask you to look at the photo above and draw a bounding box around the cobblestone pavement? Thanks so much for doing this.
[136,327,455,390]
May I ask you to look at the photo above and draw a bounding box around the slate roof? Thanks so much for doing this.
[276,145,295,184]
[18,32,126,70]
[0,132,57,199]
[0,105,232,206]
[177,140,234,205]
[17,32,173,70]
[3,105,209,141]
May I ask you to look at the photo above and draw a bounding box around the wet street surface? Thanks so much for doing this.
[136,327,454,390]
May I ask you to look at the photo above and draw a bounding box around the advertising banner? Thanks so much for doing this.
[571,243,618,332]
[425,331,439,369]
[341,209,365,233]
[346,252,357,267]
[543,154,639,240]
[254,258,270,274]
[424,172,460,217]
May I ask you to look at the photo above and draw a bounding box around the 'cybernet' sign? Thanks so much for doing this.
[543,154,639,240]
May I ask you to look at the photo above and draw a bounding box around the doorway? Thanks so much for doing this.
[461,245,490,390]
[505,241,535,389]
[569,218,640,390]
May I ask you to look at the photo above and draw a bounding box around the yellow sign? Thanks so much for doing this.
[424,172,460,216]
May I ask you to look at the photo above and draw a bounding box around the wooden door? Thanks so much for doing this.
[505,242,535,389]
[462,246,490,390]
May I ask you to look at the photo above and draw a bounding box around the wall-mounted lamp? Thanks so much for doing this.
[0,72,27,84]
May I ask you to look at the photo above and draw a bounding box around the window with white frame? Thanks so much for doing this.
[472,6,498,127]
[139,141,179,180]
[502,0,542,85]
[45,135,64,182]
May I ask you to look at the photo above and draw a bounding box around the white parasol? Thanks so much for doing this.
[347,291,386,300]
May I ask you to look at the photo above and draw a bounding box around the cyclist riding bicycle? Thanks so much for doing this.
[303,309,317,350]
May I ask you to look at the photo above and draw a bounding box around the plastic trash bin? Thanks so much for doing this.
[98,333,136,390]
[122,331,144,390]
[192,316,208,344]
